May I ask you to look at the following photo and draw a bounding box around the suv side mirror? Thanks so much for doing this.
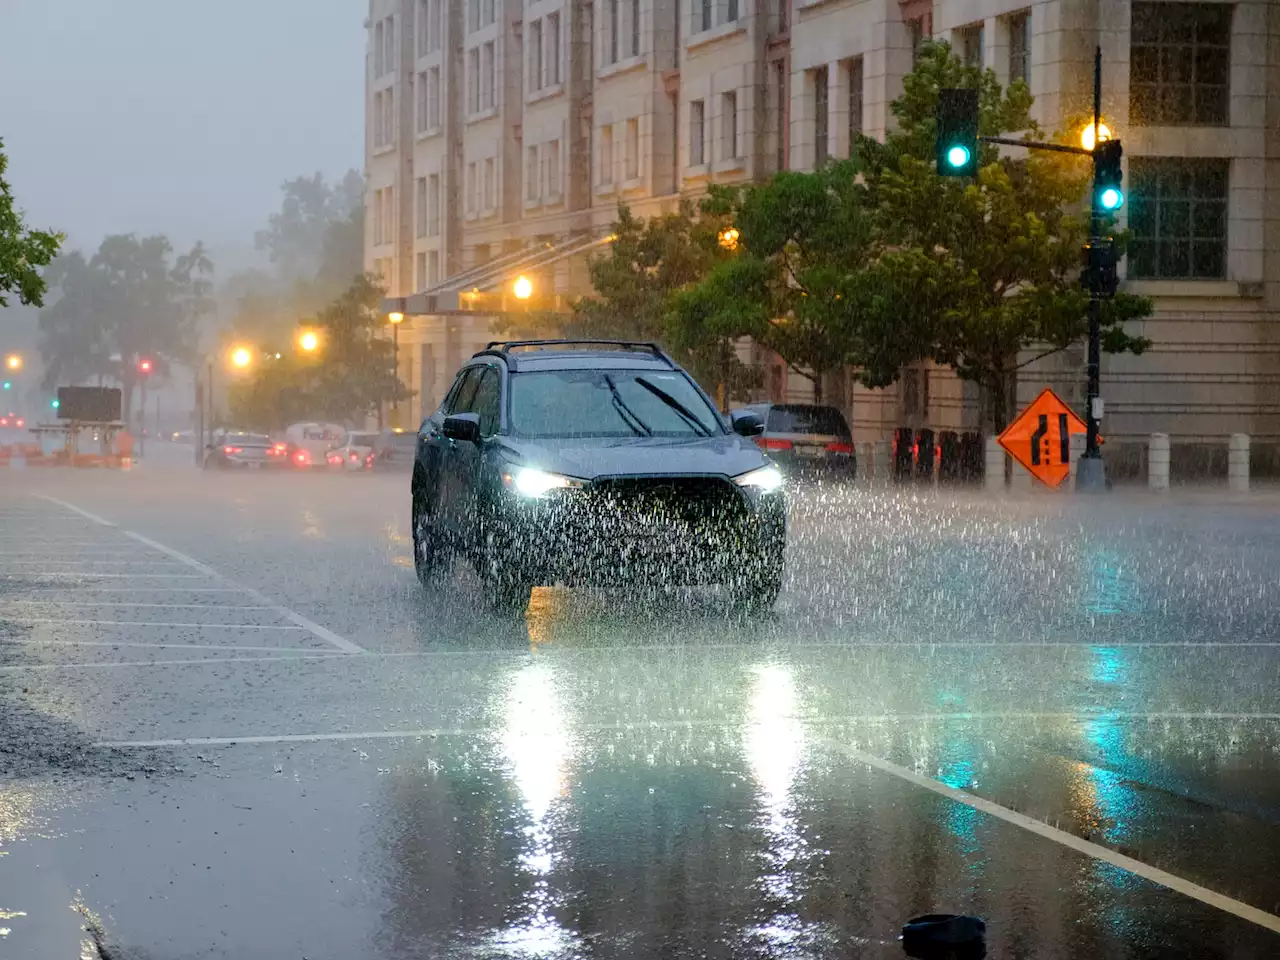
[443,412,481,443]
[729,410,765,437]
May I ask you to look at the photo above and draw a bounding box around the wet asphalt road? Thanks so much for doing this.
[3,452,1280,959]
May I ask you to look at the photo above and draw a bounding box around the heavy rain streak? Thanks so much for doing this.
[2,1,1280,959]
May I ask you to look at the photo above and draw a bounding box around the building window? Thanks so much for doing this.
[626,117,640,179]
[774,60,787,172]
[529,19,543,90]
[909,19,925,64]
[383,187,394,245]
[481,41,495,109]
[721,91,737,160]
[468,0,479,33]
[383,88,395,146]
[1131,2,1231,126]
[374,20,385,76]
[482,0,495,27]
[483,157,496,211]
[416,178,427,237]
[846,57,863,148]
[689,99,705,165]
[1129,157,1228,279]
[416,252,426,291]
[547,12,561,84]
[527,145,540,200]
[426,0,441,52]
[467,48,480,112]
[372,189,384,245]
[427,250,439,286]
[630,0,640,57]
[417,0,428,56]
[466,162,478,213]
[428,174,440,235]
[608,0,620,65]
[385,16,395,73]
[698,0,712,33]
[547,139,561,197]
[427,66,440,128]
[959,23,983,68]
[416,72,428,132]
[727,0,739,22]
[600,124,614,184]
[813,66,828,167]
[1007,12,1030,86]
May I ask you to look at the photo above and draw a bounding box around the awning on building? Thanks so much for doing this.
[380,230,616,318]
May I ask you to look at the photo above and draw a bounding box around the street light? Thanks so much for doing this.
[298,330,319,353]
[513,275,533,300]
[1080,120,1112,152]
[388,311,405,325]
[230,346,253,370]
[5,354,21,371]
[718,227,740,251]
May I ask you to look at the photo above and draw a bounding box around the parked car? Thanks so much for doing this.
[325,431,379,470]
[411,339,787,614]
[743,402,855,478]
[370,428,417,471]
[205,431,276,469]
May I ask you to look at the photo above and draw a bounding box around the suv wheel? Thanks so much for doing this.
[412,486,450,586]
[481,531,531,614]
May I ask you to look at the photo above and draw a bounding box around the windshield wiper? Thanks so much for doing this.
[634,377,713,437]
[603,374,652,437]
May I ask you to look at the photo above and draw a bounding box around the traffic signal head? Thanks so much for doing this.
[138,357,153,374]
[51,399,60,409]
[936,88,980,177]
[2,382,9,391]
[1094,139,1124,211]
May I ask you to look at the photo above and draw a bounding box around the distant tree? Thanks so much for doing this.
[38,235,214,421]
[254,170,363,283]
[0,138,63,309]
[229,273,410,429]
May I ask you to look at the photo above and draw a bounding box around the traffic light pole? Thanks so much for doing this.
[1075,47,1107,491]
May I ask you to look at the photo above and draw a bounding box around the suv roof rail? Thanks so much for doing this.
[474,339,676,369]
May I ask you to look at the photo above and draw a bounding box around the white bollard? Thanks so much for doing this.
[1067,433,1086,485]
[1228,433,1250,492]
[873,441,890,483]
[984,436,1005,492]
[1148,433,1170,491]
[857,442,874,481]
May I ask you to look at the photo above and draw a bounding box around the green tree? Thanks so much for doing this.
[0,138,63,308]
[855,40,1152,429]
[38,235,214,421]
[254,170,363,284]
[229,273,410,429]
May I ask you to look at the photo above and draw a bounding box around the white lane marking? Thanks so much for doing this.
[32,495,116,526]
[13,587,251,594]
[817,737,1280,935]
[0,652,347,672]
[5,617,306,630]
[1,639,326,653]
[3,601,278,610]
[0,572,203,579]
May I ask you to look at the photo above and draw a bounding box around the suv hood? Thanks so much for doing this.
[500,435,770,481]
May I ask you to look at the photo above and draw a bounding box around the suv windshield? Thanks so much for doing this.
[765,404,852,438]
[509,369,723,439]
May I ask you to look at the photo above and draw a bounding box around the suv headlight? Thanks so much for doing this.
[734,466,784,493]
[503,467,586,498]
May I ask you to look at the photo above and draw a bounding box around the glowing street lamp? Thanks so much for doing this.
[388,311,405,324]
[513,275,533,300]
[1080,120,1112,152]
[230,346,253,370]
[718,227,740,250]
[5,354,21,371]
[298,330,319,353]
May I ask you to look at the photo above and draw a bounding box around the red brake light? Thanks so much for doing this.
[757,438,792,451]
[16,419,23,427]
[274,443,287,452]
[349,452,358,462]
[0,418,7,426]
[224,446,242,455]
[294,451,308,463]
[826,441,853,454]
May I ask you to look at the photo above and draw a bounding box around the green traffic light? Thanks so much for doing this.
[946,145,971,168]
[51,399,60,409]
[1099,187,1123,211]
[2,382,9,390]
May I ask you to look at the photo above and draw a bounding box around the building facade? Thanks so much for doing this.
[365,0,1280,451]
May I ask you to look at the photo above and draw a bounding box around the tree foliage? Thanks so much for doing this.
[0,138,63,309]
[38,235,214,421]
[228,274,410,430]
[254,170,364,284]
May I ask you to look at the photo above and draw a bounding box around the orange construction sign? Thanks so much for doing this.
[998,388,1088,488]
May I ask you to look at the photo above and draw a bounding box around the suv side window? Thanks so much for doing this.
[446,368,482,415]
[472,368,501,437]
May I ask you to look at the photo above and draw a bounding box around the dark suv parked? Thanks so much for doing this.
[410,340,787,613]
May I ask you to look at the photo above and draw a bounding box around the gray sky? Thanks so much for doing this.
[1,0,365,270]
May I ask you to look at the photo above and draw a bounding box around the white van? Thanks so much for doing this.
[283,422,346,467]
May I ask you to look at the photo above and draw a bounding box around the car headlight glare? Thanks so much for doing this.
[508,467,585,498]
[734,466,784,492]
